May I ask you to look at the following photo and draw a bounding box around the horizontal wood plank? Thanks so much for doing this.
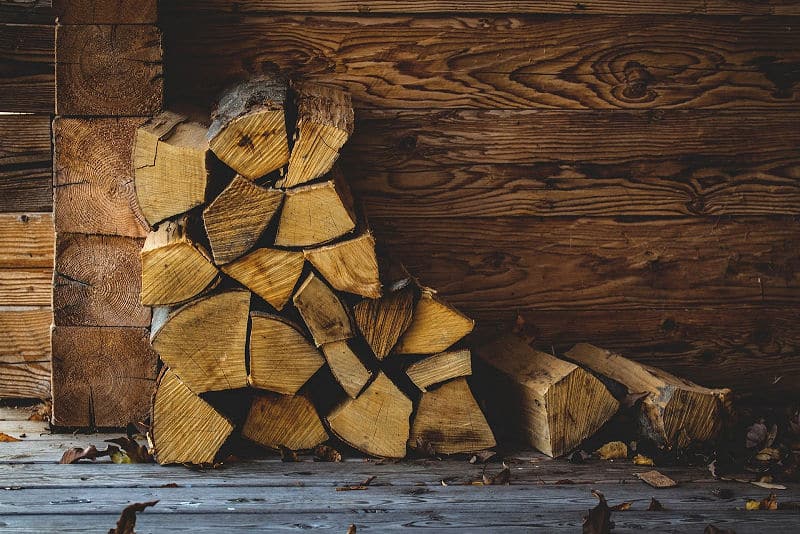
[0,309,50,399]
[0,269,50,306]
[164,15,800,110]
[0,1,54,23]
[0,114,52,212]
[0,213,53,268]
[0,23,54,112]
[52,0,156,23]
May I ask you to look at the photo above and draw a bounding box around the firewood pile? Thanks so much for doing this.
[133,76,496,464]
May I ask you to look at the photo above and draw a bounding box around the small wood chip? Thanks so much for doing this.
[637,470,677,488]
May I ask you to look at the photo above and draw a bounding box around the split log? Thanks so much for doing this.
[242,393,329,451]
[248,312,325,395]
[475,333,619,458]
[133,111,210,226]
[275,171,356,247]
[140,216,219,306]
[151,369,234,465]
[304,232,381,298]
[151,290,250,394]
[202,175,283,264]
[293,272,353,346]
[282,82,354,188]
[394,288,474,354]
[353,286,414,359]
[220,248,304,310]
[407,349,472,392]
[321,340,372,398]
[326,372,412,458]
[409,378,495,455]
[565,343,730,449]
[207,76,290,180]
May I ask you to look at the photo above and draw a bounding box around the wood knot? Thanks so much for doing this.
[622,61,654,100]
[399,135,417,151]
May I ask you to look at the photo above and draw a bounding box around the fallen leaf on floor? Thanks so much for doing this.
[159,482,179,488]
[410,437,438,458]
[745,493,778,511]
[582,490,612,534]
[27,401,51,422]
[347,525,356,534]
[647,497,665,511]
[636,470,677,488]
[106,436,153,464]
[336,475,376,491]
[610,501,632,511]
[596,441,627,460]
[751,481,786,490]
[314,444,343,462]
[633,454,654,466]
[441,479,448,486]
[746,421,767,449]
[570,450,591,464]
[60,444,118,464]
[704,525,736,534]
[0,432,21,442]
[754,447,780,462]
[109,500,158,534]
[469,450,496,464]
[482,464,511,485]
[279,446,300,462]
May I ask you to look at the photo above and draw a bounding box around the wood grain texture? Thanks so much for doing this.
[0,309,51,399]
[0,114,51,212]
[164,15,800,111]
[51,326,157,427]
[0,1,54,23]
[56,24,162,116]
[53,233,149,327]
[54,118,148,237]
[0,269,50,305]
[0,213,53,269]
[53,0,156,23]
[0,23,54,112]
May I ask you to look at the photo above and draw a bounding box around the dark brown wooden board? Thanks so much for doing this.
[0,23,54,113]
[53,0,156,23]
[0,1,54,23]
[0,309,51,399]
[164,14,800,111]
[0,115,52,212]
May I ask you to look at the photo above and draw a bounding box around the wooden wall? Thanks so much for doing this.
[161,1,800,398]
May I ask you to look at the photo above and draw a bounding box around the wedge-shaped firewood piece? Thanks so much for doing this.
[293,272,353,346]
[151,369,234,465]
[327,372,412,458]
[304,232,381,298]
[475,333,619,458]
[207,76,289,179]
[407,349,472,392]
[394,288,474,354]
[151,290,250,394]
[242,393,329,451]
[275,177,356,248]
[140,215,219,306]
[322,340,372,398]
[409,378,496,455]
[565,343,730,449]
[248,312,325,395]
[283,82,354,188]
[134,111,210,225]
[202,176,283,264]
[221,248,304,310]
[353,286,414,360]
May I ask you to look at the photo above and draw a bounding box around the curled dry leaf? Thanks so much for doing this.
[745,493,778,511]
[314,444,343,462]
[751,481,786,490]
[336,475,376,491]
[469,450,496,464]
[59,444,118,464]
[106,436,154,464]
[647,497,665,511]
[610,501,632,511]
[0,432,21,442]
[596,441,628,460]
[746,421,767,449]
[482,464,511,485]
[410,436,437,458]
[754,447,780,462]
[633,454,654,466]
[347,525,357,534]
[279,446,300,463]
[636,470,677,489]
[109,500,158,534]
[582,490,612,534]
[27,401,51,422]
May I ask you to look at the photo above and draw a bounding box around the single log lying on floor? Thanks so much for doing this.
[321,340,372,398]
[293,272,353,346]
[134,111,210,226]
[151,290,250,394]
[221,248,304,311]
[327,372,412,458]
[282,82,354,188]
[304,232,381,298]
[409,378,495,455]
[202,175,283,264]
[248,312,325,395]
[353,286,414,359]
[407,349,472,392]
[207,76,289,180]
[475,333,619,458]
[242,393,329,451]
[395,288,474,355]
[151,369,234,465]
[140,215,219,306]
[565,343,730,449]
[275,173,356,247]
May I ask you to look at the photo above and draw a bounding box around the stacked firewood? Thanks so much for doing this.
[133,76,496,464]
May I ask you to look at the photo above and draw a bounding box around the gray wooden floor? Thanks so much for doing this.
[1,407,798,533]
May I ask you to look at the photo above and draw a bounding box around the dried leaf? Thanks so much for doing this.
[105,436,153,464]
[582,490,612,534]
[109,500,158,534]
[27,401,51,422]
[596,441,628,460]
[411,437,437,458]
[637,470,677,488]
[59,444,117,464]
[745,493,778,511]
[0,432,21,442]
[704,525,736,534]
[610,501,632,511]
[765,423,778,448]
[754,447,780,462]
[314,445,343,462]
[482,464,511,485]
[751,481,787,490]
[159,483,179,488]
[469,450,496,464]
[347,525,356,534]
[647,497,665,511]
[569,450,591,464]
[336,476,376,492]
[633,454,654,466]
[746,421,767,449]
[279,446,300,463]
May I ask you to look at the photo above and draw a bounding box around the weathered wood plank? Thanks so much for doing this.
[54,118,149,237]
[56,24,162,116]
[53,233,149,327]
[52,0,156,23]
[0,114,51,212]
[0,1,54,23]
[164,15,800,110]
[0,23,54,112]
[0,270,50,306]
[0,309,50,399]
[0,213,53,268]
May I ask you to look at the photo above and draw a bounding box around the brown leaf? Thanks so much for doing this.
[746,421,767,449]
[279,446,300,462]
[27,401,51,422]
[582,490,612,534]
[159,483,179,488]
[347,525,356,534]
[336,476,376,492]
[314,444,342,462]
[754,447,780,462]
[469,450,496,464]
[633,454,654,466]
[0,432,21,442]
[647,497,665,511]
[109,500,158,534]
[610,501,632,511]
[636,470,677,488]
[410,436,437,458]
[704,525,736,534]
[105,437,153,464]
[596,441,628,460]
[60,444,117,464]
[482,464,511,485]
[745,493,778,511]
